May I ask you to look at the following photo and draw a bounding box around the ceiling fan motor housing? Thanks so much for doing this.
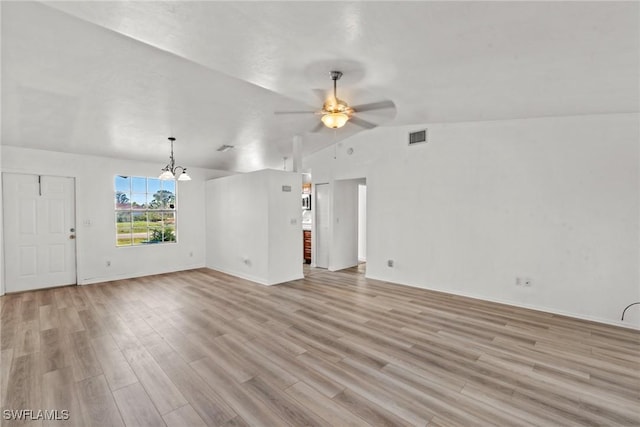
[323,98,352,115]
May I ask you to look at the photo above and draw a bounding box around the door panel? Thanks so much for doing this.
[3,173,77,292]
[49,199,65,233]
[20,246,37,276]
[19,199,37,234]
[49,245,66,272]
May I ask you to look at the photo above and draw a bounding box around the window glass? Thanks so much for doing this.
[147,178,161,195]
[131,193,146,210]
[115,176,130,192]
[132,177,146,193]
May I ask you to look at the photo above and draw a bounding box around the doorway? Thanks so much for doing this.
[2,173,77,292]
[358,183,367,270]
[315,183,330,268]
[314,178,366,272]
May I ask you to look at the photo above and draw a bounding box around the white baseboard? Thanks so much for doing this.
[79,262,206,285]
[365,273,640,331]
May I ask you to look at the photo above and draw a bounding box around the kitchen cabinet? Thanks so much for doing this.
[303,230,311,264]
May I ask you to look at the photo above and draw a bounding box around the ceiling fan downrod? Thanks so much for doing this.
[330,70,342,100]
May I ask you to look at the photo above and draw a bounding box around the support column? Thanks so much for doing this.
[292,134,302,173]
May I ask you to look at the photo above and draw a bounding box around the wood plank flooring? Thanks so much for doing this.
[1,266,639,426]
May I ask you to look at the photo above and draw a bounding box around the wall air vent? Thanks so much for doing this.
[217,144,234,152]
[408,129,427,145]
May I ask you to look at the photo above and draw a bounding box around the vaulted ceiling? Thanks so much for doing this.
[2,1,638,172]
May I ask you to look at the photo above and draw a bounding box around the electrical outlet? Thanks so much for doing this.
[387,259,394,267]
[515,277,522,286]
[106,260,111,267]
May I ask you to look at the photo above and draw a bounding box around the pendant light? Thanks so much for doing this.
[159,137,191,181]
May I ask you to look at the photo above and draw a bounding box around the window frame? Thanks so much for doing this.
[114,175,178,247]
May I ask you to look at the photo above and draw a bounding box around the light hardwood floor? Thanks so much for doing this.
[1,266,638,426]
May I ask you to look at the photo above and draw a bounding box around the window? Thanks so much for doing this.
[115,176,177,246]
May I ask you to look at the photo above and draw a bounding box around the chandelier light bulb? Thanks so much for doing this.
[159,169,175,180]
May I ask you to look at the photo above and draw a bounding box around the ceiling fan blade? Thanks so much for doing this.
[309,121,325,133]
[349,116,377,129]
[352,100,395,112]
[274,110,317,115]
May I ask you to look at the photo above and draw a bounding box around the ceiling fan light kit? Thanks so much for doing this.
[321,71,352,129]
[159,137,192,181]
[321,111,349,129]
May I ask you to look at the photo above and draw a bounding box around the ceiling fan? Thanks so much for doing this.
[276,70,395,132]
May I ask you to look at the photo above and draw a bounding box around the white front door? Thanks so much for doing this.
[3,173,77,292]
[315,183,330,268]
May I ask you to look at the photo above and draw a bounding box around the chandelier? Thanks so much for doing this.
[159,137,191,181]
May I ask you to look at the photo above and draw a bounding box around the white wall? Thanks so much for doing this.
[304,113,640,328]
[205,169,303,285]
[206,171,269,283]
[0,151,3,294]
[268,171,305,284]
[358,184,367,262]
[0,146,230,294]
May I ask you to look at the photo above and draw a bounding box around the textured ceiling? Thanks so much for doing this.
[2,1,638,172]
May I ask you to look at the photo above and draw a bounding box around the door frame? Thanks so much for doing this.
[1,172,79,295]
[358,182,367,263]
[312,177,368,272]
